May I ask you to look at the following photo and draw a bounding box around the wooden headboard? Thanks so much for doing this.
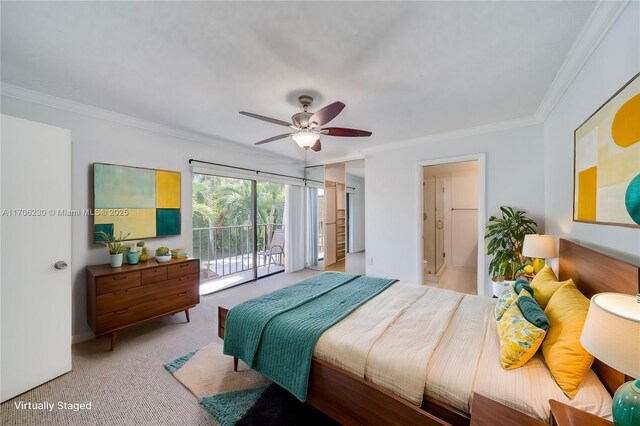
[558,239,640,395]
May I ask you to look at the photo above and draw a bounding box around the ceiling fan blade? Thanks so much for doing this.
[254,133,293,145]
[321,127,372,137]
[310,139,321,152]
[240,111,293,127]
[309,101,345,127]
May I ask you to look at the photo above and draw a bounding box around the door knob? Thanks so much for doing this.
[54,261,68,270]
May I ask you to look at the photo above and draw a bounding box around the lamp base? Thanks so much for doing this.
[613,379,640,426]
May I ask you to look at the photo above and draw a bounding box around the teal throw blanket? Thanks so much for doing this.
[223,272,397,401]
[517,293,549,331]
[514,276,535,297]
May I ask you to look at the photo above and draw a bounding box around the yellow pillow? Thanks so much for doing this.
[542,283,593,398]
[530,266,573,309]
[498,290,546,370]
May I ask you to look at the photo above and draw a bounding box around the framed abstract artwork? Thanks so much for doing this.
[573,72,640,228]
[93,163,181,242]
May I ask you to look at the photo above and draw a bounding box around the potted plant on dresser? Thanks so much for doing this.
[96,231,131,268]
[155,246,172,263]
[484,206,537,297]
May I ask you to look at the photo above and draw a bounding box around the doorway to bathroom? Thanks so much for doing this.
[422,159,481,295]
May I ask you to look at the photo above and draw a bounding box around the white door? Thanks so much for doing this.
[1,114,72,402]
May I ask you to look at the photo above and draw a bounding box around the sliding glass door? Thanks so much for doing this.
[192,173,286,294]
[256,181,285,279]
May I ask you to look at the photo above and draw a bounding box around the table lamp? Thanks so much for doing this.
[522,234,556,274]
[580,293,640,426]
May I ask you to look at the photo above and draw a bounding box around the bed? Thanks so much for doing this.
[218,239,639,425]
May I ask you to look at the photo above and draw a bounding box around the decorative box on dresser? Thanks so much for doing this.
[86,258,200,350]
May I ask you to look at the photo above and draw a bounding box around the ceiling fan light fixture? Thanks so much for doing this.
[292,130,318,149]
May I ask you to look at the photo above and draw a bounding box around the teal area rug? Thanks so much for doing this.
[164,347,337,426]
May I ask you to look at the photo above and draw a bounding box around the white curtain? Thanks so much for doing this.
[284,184,306,272]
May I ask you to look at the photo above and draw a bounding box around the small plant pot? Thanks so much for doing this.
[127,251,141,265]
[110,253,123,268]
[156,255,171,263]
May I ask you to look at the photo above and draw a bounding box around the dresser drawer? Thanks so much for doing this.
[141,266,167,285]
[165,273,199,293]
[96,272,141,295]
[95,287,199,333]
[96,281,166,315]
[96,273,198,315]
[167,260,198,279]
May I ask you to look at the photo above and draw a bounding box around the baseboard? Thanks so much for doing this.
[72,330,95,344]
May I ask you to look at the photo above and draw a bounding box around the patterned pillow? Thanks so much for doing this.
[498,292,546,370]
[495,284,518,320]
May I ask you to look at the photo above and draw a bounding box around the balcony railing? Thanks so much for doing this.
[193,223,285,279]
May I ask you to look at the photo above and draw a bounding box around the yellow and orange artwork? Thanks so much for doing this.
[574,73,640,227]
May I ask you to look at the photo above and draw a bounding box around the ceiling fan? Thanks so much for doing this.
[239,95,372,152]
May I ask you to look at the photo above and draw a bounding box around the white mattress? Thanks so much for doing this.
[472,308,613,423]
[424,293,495,412]
[313,285,613,423]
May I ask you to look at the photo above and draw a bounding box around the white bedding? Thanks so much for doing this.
[313,284,613,423]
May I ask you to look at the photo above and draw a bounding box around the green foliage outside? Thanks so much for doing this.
[192,174,285,258]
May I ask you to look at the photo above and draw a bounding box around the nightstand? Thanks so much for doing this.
[549,400,614,426]
[471,393,546,426]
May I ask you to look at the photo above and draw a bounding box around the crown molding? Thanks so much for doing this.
[360,116,541,155]
[304,153,366,168]
[0,83,302,165]
[534,0,631,121]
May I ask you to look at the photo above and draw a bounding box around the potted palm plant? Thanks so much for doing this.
[485,206,537,297]
[96,231,131,267]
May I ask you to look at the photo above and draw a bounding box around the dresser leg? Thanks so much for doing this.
[110,332,117,351]
[185,309,190,323]
[233,357,238,372]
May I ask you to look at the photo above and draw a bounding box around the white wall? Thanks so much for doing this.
[347,174,365,253]
[450,170,478,271]
[1,93,303,341]
[544,2,640,265]
[365,124,545,295]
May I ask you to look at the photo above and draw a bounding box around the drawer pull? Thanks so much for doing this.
[115,308,129,314]
[177,291,189,296]
[179,263,189,268]
[113,289,129,295]
[113,276,128,281]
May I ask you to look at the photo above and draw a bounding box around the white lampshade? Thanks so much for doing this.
[522,234,557,258]
[292,130,317,148]
[580,293,640,378]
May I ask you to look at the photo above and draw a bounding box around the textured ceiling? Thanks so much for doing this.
[1,1,596,162]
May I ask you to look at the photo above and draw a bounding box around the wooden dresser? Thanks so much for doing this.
[86,258,200,350]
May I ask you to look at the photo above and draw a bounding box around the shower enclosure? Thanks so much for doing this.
[423,176,445,277]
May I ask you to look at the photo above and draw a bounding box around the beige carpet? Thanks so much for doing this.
[0,268,319,426]
[171,343,269,398]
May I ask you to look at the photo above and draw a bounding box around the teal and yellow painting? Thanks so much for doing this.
[94,163,181,241]
[574,73,640,227]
